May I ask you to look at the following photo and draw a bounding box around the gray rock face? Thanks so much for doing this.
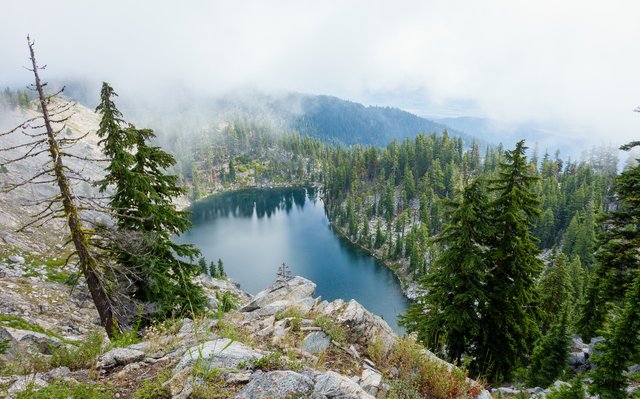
[96,347,146,368]
[174,338,264,372]
[7,255,25,264]
[3,326,61,354]
[315,298,396,355]
[238,370,314,398]
[313,371,376,399]
[8,375,48,395]
[359,368,382,396]
[303,331,331,354]
[241,276,317,313]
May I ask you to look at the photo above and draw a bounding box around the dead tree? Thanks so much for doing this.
[0,37,123,338]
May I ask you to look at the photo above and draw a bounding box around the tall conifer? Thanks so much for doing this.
[480,140,543,381]
[402,178,491,367]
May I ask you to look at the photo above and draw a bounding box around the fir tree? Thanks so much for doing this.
[210,260,218,278]
[217,258,226,279]
[538,253,572,330]
[96,85,205,321]
[402,178,491,367]
[480,140,543,382]
[526,308,571,388]
[578,142,640,339]
[198,257,208,276]
[590,273,640,399]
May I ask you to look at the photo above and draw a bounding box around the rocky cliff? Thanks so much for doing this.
[0,256,487,398]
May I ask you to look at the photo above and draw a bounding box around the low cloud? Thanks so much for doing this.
[1,0,638,148]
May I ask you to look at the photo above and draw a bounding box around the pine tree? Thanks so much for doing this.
[96,85,205,321]
[198,257,208,276]
[590,273,640,399]
[480,140,543,382]
[210,260,218,278]
[538,253,572,330]
[578,142,640,339]
[402,178,491,367]
[217,258,226,278]
[526,308,571,388]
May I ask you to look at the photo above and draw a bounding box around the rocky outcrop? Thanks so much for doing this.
[313,370,375,399]
[238,370,314,398]
[174,338,265,372]
[241,276,317,314]
[315,298,396,354]
[96,347,146,369]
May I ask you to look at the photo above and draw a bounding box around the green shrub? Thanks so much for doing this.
[387,379,423,399]
[546,379,585,399]
[216,292,237,313]
[134,370,171,399]
[0,339,9,355]
[15,380,113,399]
[50,331,104,370]
[313,316,346,344]
[367,335,384,365]
[387,336,483,399]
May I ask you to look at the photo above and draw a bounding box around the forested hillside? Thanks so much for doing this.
[174,118,640,393]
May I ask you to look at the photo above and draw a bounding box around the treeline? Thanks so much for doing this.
[324,132,616,277]
[0,87,32,109]
[165,121,324,200]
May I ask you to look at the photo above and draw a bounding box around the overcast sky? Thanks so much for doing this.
[1,0,639,147]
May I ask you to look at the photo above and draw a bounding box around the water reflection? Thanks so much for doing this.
[181,187,408,332]
[190,187,315,221]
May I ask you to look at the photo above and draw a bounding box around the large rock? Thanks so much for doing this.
[315,298,396,353]
[303,331,331,354]
[7,255,25,264]
[8,375,48,395]
[174,338,264,372]
[238,370,314,398]
[241,276,317,314]
[96,347,145,368]
[3,326,62,354]
[360,368,382,396]
[313,371,376,399]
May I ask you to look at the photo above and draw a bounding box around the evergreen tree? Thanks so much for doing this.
[578,142,640,339]
[590,273,640,399]
[198,257,208,276]
[210,260,218,278]
[526,309,571,388]
[538,253,572,329]
[402,178,491,367]
[217,258,226,278]
[96,84,205,321]
[480,140,543,382]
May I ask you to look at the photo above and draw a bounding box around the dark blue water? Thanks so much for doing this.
[177,187,409,332]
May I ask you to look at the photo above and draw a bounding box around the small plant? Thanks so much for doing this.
[275,307,303,321]
[134,369,172,399]
[108,313,142,349]
[546,379,585,399]
[241,351,304,372]
[216,292,237,313]
[387,379,423,399]
[15,380,113,399]
[50,331,104,370]
[313,316,346,344]
[0,339,9,355]
[367,334,385,365]
[387,336,483,399]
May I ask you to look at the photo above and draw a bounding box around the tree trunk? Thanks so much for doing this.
[27,37,120,338]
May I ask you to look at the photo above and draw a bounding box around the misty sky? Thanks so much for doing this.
[1,1,639,146]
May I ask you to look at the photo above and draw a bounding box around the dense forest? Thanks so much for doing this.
[3,66,638,395]
[170,117,639,395]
